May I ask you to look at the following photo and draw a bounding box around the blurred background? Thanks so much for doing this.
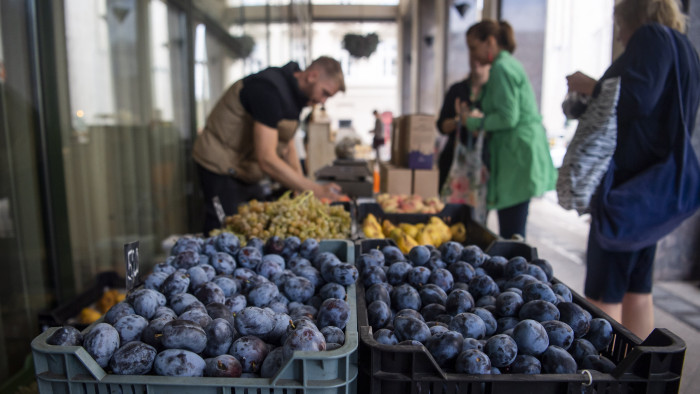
[0,0,698,385]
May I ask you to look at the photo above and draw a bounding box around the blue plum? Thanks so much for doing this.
[449,261,476,283]
[387,261,413,286]
[445,289,474,315]
[522,282,558,304]
[518,300,560,322]
[510,354,541,374]
[426,330,464,368]
[541,345,577,374]
[154,349,205,376]
[47,326,83,346]
[449,313,486,340]
[542,320,575,350]
[109,341,156,375]
[484,334,518,368]
[83,323,120,368]
[391,283,422,311]
[229,335,269,373]
[580,354,616,373]
[495,291,523,317]
[585,318,613,351]
[161,319,207,353]
[373,328,398,345]
[408,245,431,266]
[393,316,431,343]
[367,300,392,331]
[455,349,491,374]
[460,245,487,268]
[113,314,148,345]
[204,354,243,377]
[557,302,591,338]
[512,319,549,356]
[317,298,351,329]
[438,241,464,265]
[203,318,235,357]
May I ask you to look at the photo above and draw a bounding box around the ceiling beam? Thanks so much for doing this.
[222,4,398,25]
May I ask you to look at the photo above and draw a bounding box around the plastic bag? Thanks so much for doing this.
[440,125,489,223]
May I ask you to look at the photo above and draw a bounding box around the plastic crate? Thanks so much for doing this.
[486,239,539,261]
[355,201,498,250]
[38,271,125,332]
[31,240,358,394]
[354,239,686,394]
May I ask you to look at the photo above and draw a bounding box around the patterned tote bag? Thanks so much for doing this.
[440,124,489,223]
[556,77,620,215]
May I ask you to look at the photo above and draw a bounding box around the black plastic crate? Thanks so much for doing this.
[37,271,124,332]
[354,239,686,394]
[486,239,539,261]
[355,201,498,250]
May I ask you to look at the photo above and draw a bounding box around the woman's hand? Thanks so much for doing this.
[468,108,484,119]
[566,71,597,96]
[454,97,470,123]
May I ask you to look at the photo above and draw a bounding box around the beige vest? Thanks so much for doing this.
[192,80,299,183]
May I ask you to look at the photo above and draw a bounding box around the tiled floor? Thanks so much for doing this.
[486,192,699,394]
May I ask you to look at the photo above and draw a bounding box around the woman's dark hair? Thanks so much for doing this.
[466,19,517,53]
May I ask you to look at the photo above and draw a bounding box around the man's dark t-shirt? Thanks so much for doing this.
[239,62,310,128]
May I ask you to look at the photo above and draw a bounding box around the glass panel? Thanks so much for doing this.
[311,0,399,4]
[311,21,398,152]
[194,23,239,132]
[501,0,547,108]
[0,1,52,380]
[62,0,191,289]
[445,0,481,88]
[537,0,613,165]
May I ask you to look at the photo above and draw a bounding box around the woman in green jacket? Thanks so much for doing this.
[462,20,556,239]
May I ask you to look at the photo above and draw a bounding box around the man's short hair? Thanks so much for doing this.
[309,56,346,93]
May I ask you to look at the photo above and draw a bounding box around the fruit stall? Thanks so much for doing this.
[30,193,686,394]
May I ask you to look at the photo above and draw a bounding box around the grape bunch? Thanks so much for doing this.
[223,191,351,241]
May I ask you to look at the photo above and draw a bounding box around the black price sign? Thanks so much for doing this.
[213,196,226,225]
[124,241,140,291]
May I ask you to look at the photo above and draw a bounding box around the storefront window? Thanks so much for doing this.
[62,0,192,288]
[0,1,53,381]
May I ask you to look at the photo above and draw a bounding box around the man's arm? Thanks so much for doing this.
[284,140,304,175]
[254,121,340,199]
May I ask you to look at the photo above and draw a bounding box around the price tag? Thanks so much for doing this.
[213,196,226,225]
[124,241,140,291]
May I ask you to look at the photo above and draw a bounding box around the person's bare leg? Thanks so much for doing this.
[621,292,654,339]
[586,297,622,322]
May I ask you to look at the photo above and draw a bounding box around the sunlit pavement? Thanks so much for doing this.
[486,191,700,393]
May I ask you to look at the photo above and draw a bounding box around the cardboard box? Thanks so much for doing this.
[391,114,436,169]
[412,168,440,199]
[306,121,336,180]
[390,117,403,167]
[380,162,412,195]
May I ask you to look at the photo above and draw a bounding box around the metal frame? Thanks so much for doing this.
[31,0,75,303]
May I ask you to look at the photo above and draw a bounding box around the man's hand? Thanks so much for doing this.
[314,182,345,202]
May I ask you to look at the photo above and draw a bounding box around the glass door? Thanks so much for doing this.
[60,0,193,287]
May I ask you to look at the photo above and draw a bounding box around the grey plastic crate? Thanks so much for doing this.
[31,240,358,394]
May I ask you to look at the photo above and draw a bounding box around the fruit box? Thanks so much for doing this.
[356,201,499,251]
[31,240,358,394]
[38,271,125,332]
[354,239,686,394]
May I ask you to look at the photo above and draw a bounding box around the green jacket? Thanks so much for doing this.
[466,51,556,210]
